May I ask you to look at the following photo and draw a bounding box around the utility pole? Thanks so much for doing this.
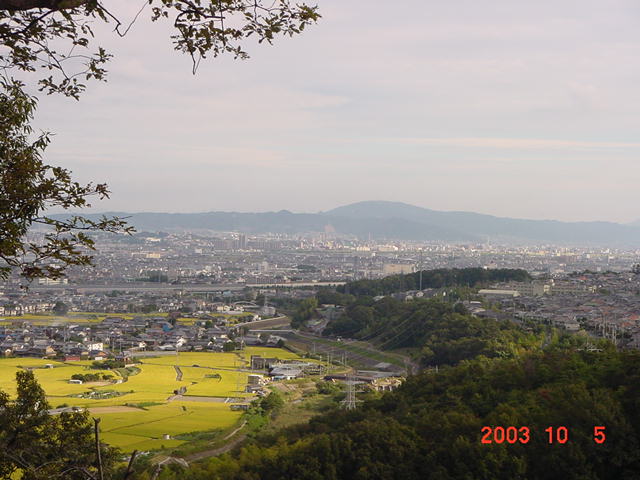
[94,418,104,480]
[235,359,242,393]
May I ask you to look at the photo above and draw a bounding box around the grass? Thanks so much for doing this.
[301,336,406,368]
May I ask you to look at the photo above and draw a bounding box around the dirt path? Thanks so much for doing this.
[184,421,247,463]
[174,365,183,381]
[143,362,256,374]
[168,395,244,403]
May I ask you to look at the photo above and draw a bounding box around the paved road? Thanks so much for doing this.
[30,281,345,293]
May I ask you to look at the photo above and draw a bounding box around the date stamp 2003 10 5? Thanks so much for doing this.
[481,426,606,445]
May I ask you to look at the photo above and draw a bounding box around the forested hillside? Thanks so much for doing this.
[338,268,530,297]
[323,297,541,367]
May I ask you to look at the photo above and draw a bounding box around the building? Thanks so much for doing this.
[238,234,247,250]
[251,355,279,370]
[478,289,520,299]
[514,282,549,296]
[382,264,415,275]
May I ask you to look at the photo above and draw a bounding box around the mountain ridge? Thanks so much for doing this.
[49,201,640,246]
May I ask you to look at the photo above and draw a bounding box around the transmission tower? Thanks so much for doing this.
[341,354,357,410]
[342,373,357,410]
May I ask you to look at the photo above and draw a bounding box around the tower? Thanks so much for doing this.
[342,373,357,410]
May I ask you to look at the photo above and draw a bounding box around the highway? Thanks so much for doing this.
[30,281,345,293]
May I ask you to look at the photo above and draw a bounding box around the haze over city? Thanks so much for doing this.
[34,0,640,223]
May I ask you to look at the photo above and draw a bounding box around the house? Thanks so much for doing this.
[251,355,279,370]
[29,345,56,357]
[237,334,262,346]
[85,342,104,351]
[90,350,108,360]
[269,365,302,380]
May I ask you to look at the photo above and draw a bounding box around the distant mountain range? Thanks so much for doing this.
[51,201,640,246]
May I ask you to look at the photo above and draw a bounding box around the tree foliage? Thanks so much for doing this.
[324,296,542,366]
[0,0,321,97]
[291,296,317,328]
[0,370,118,479]
[51,300,69,314]
[0,79,131,281]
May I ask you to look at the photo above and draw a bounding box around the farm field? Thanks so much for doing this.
[0,311,255,326]
[0,348,304,452]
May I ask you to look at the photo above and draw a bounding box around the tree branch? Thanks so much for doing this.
[0,0,88,11]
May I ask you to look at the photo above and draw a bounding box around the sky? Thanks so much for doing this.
[34,0,640,223]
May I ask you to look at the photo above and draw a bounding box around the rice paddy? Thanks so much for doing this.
[0,348,300,452]
[0,311,255,326]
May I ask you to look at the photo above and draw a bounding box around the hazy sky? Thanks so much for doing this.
[35,0,640,222]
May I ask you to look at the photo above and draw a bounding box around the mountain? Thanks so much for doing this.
[50,208,478,242]
[326,201,640,245]
[50,201,640,245]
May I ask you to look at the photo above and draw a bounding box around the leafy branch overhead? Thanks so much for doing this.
[0,0,320,282]
[0,78,133,282]
[0,0,321,96]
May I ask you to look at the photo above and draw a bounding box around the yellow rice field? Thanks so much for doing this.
[0,348,303,452]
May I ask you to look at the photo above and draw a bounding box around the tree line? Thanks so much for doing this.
[336,267,531,297]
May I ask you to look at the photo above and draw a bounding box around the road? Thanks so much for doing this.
[30,281,345,293]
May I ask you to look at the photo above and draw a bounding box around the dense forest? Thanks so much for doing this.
[337,268,531,297]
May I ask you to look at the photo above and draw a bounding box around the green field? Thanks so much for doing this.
[0,348,301,452]
[0,311,255,326]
